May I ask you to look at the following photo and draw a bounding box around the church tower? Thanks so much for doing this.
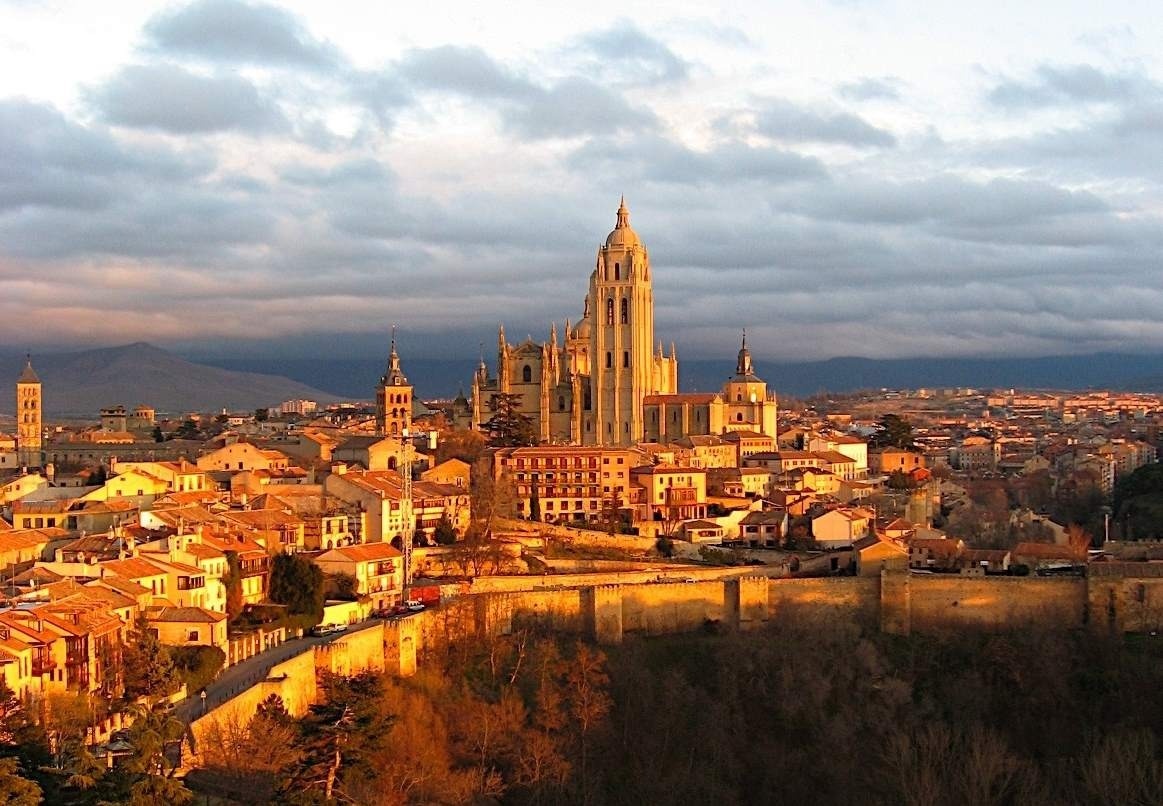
[375,329,412,437]
[588,198,671,445]
[15,357,42,469]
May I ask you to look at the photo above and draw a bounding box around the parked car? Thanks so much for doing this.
[310,624,336,637]
[405,599,425,612]
[332,623,347,632]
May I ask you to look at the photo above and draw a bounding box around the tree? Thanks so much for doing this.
[871,414,915,449]
[151,425,164,443]
[222,551,244,622]
[122,617,179,701]
[434,513,458,545]
[470,457,516,537]
[254,407,269,422]
[436,427,487,465]
[174,419,201,440]
[484,393,538,447]
[0,758,41,806]
[269,553,325,618]
[529,483,541,522]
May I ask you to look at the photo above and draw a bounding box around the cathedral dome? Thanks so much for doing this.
[573,317,592,339]
[605,196,640,249]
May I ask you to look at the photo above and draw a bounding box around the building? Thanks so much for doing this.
[15,358,41,469]
[375,331,413,438]
[641,335,779,443]
[494,446,642,524]
[314,543,404,609]
[473,199,679,446]
[811,507,873,549]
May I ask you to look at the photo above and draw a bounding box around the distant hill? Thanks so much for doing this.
[200,352,1163,401]
[0,343,339,416]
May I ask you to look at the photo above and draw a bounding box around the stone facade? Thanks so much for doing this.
[15,358,41,469]
[472,199,678,446]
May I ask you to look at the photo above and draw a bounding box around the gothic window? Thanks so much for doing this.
[558,395,566,410]
[623,351,629,368]
[737,413,744,422]
[606,352,612,369]
[584,392,592,409]
[614,262,620,280]
[620,298,628,324]
[523,364,532,383]
[606,298,614,325]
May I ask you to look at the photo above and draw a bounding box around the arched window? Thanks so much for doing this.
[558,395,566,410]
[523,364,532,382]
[737,394,742,402]
[391,423,399,434]
[388,456,398,470]
[623,351,629,368]
[606,352,612,368]
[614,262,620,280]
[736,413,744,422]
[606,298,614,325]
[621,298,629,324]
[584,392,592,409]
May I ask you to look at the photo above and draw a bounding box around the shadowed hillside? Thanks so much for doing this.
[0,343,339,416]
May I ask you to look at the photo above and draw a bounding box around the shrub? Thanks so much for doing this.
[171,646,226,694]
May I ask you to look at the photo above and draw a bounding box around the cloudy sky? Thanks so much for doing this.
[2,0,1162,362]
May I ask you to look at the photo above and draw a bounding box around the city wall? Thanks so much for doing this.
[183,568,1163,773]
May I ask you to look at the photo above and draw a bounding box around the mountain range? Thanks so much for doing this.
[5,343,1163,418]
[200,352,1163,401]
[0,343,337,416]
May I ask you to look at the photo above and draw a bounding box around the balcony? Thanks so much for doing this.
[32,656,55,676]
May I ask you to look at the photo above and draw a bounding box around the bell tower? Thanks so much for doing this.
[375,328,412,438]
[589,197,656,445]
[16,356,42,470]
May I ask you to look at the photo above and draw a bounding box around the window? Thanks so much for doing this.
[606,352,612,368]
[621,298,629,324]
[737,413,744,422]
[614,262,620,280]
[606,298,614,325]
[623,351,629,368]
[523,364,532,383]
[559,395,566,410]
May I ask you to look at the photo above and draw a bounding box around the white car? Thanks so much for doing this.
[405,599,425,612]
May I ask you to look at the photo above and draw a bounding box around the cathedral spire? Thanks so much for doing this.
[382,325,408,385]
[736,329,754,377]
[616,195,630,229]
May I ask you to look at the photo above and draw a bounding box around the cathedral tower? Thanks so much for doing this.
[376,329,412,437]
[587,197,674,445]
[16,357,42,469]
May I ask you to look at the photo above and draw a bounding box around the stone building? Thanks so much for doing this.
[15,357,42,469]
[472,199,678,446]
[641,333,778,443]
[375,330,413,438]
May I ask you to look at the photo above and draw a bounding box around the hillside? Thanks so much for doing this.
[0,343,339,416]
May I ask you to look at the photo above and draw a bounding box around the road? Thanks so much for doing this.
[173,619,383,725]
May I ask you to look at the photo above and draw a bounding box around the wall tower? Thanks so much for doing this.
[15,357,42,469]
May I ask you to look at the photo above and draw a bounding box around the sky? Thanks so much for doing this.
[1,0,1162,363]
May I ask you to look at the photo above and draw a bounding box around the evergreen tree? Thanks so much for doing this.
[433,514,458,545]
[529,482,541,522]
[870,413,915,449]
[269,553,325,618]
[0,758,41,806]
[484,393,538,447]
[122,617,179,701]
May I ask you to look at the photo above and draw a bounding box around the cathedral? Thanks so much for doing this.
[471,198,678,446]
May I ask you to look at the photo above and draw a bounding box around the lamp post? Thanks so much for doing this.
[399,428,438,592]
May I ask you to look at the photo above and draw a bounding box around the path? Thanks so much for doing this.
[173,619,382,724]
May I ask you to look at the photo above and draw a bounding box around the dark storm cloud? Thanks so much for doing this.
[144,0,339,68]
[570,135,825,185]
[837,76,902,101]
[91,63,287,133]
[575,22,690,84]
[792,175,1107,229]
[988,64,1152,109]
[755,99,896,147]
[0,98,212,212]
